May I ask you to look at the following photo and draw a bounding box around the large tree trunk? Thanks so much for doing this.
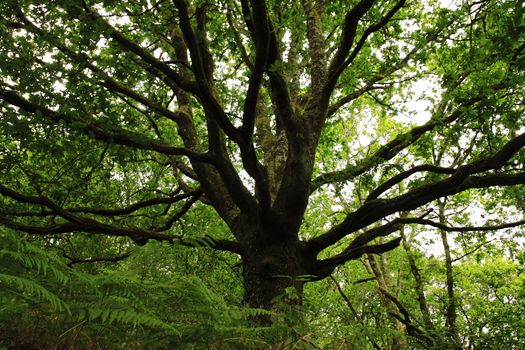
[234,215,306,312]
[242,244,305,310]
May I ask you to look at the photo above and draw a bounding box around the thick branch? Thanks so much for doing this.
[366,164,456,201]
[0,184,85,225]
[302,0,327,92]
[326,0,376,86]
[170,0,265,214]
[346,221,403,250]
[172,0,240,144]
[0,215,173,244]
[0,216,242,255]
[324,0,406,105]
[308,132,525,253]
[0,184,242,254]
[311,97,480,191]
[241,0,295,135]
[240,0,271,139]
[316,237,402,275]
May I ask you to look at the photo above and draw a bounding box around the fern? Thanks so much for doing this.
[0,230,70,313]
[0,273,70,312]
[0,231,69,284]
[0,230,281,349]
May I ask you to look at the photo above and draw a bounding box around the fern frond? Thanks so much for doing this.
[0,273,70,313]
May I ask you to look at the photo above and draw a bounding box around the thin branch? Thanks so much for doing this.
[353,277,377,285]
[327,16,449,118]
[451,239,496,262]
[329,275,383,350]
[153,192,202,232]
[15,9,195,128]
[0,190,201,218]
[64,252,132,267]
[401,218,525,233]
[79,3,197,93]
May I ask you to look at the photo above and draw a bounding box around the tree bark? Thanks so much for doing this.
[234,214,306,313]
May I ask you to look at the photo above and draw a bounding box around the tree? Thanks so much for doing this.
[1,0,524,314]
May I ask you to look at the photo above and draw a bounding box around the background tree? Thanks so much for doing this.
[1,0,524,324]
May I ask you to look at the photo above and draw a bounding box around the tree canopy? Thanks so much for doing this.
[1,0,524,348]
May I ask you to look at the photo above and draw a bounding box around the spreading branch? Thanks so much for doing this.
[311,97,481,191]
[13,7,190,127]
[326,0,376,88]
[315,237,402,277]
[400,218,525,233]
[0,185,241,254]
[326,0,407,96]
[79,3,197,93]
[172,0,240,143]
[0,190,201,218]
[326,15,451,118]
[308,131,525,253]
[366,164,456,201]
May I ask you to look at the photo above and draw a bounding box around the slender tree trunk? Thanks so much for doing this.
[438,200,462,349]
[400,227,434,331]
[330,275,383,350]
[366,253,407,350]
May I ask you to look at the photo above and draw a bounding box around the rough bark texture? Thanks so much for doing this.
[242,240,305,309]
[233,212,307,310]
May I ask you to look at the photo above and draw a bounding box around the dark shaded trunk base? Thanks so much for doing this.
[241,242,306,321]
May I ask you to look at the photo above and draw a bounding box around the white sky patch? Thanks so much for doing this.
[282,30,292,62]
[42,52,54,63]
[438,0,460,10]
[52,81,66,93]
[393,76,441,125]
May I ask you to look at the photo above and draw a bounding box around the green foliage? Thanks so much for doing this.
[0,229,282,349]
[1,0,524,349]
